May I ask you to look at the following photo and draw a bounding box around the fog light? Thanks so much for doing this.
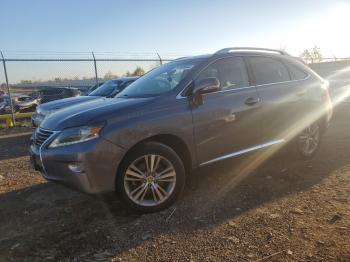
[68,163,84,173]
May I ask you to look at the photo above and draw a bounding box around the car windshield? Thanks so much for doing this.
[116,60,198,98]
[89,80,121,97]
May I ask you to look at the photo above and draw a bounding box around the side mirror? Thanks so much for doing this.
[193,77,220,95]
[192,77,220,105]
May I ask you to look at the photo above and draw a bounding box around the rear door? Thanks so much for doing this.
[191,56,262,165]
[284,61,322,133]
[246,56,304,144]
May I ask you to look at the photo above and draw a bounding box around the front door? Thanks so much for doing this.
[191,57,262,165]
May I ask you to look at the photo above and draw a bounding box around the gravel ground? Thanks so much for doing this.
[0,107,349,261]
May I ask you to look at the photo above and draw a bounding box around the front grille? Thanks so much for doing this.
[34,128,54,147]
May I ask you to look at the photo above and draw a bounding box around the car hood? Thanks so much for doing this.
[40,97,153,131]
[38,96,100,114]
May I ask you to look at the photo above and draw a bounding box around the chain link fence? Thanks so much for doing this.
[1,51,350,128]
[0,51,179,127]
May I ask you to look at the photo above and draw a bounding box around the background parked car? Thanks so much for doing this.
[38,87,81,104]
[0,94,41,114]
[32,77,138,127]
[0,96,11,114]
[14,94,41,112]
[83,82,105,95]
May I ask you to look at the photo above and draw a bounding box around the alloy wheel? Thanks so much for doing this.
[298,123,320,155]
[124,154,177,207]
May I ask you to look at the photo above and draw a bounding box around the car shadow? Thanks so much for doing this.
[0,132,31,160]
[0,115,349,260]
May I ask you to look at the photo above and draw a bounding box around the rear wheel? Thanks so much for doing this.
[116,142,186,213]
[294,122,321,159]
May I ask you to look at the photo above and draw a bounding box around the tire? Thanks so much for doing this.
[116,141,186,213]
[293,122,321,159]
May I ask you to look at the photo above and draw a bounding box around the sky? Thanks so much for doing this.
[0,0,350,83]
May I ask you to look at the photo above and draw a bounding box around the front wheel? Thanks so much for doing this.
[294,122,321,159]
[116,142,186,213]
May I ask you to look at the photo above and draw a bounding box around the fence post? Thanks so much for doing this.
[0,51,16,127]
[157,53,162,65]
[92,51,98,86]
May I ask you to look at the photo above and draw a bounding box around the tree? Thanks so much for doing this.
[300,46,323,63]
[311,46,322,63]
[132,66,145,76]
[104,71,117,79]
[20,80,32,84]
[300,49,312,63]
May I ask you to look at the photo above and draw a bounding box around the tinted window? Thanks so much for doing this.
[89,80,121,96]
[41,89,62,95]
[197,57,249,90]
[249,57,290,85]
[109,80,136,97]
[285,63,308,80]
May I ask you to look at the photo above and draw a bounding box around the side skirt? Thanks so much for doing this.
[199,139,285,166]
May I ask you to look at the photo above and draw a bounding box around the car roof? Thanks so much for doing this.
[120,76,139,81]
[105,76,139,82]
[173,54,212,62]
[40,86,79,90]
[174,48,292,63]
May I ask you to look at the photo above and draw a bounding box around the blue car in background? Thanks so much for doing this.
[32,76,138,127]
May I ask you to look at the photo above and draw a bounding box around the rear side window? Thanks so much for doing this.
[285,63,308,80]
[248,57,290,85]
[197,57,249,90]
[42,89,62,95]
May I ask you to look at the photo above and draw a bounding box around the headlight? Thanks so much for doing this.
[36,108,52,117]
[49,124,104,148]
[32,113,45,127]
[32,113,45,121]
[33,108,58,126]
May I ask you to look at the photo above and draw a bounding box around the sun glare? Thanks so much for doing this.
[286,3,350,57]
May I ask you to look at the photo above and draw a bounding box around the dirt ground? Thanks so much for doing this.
[0,107,349,262]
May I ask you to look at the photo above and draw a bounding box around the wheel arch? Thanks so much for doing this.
[117,134,193,177]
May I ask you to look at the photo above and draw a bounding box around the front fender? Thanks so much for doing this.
[101,98,197,167]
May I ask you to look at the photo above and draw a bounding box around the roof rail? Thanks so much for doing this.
[215,47,290,56]
[173,56,189,61]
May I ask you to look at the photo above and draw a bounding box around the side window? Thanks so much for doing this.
[197,57,249,91]
[248,57,290,85]
[285,63,308,80]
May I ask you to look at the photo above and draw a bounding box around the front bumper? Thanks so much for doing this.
[29,134,126,194]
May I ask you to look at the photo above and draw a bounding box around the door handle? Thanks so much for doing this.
[245,97,260,106]
[296,90,307,97]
